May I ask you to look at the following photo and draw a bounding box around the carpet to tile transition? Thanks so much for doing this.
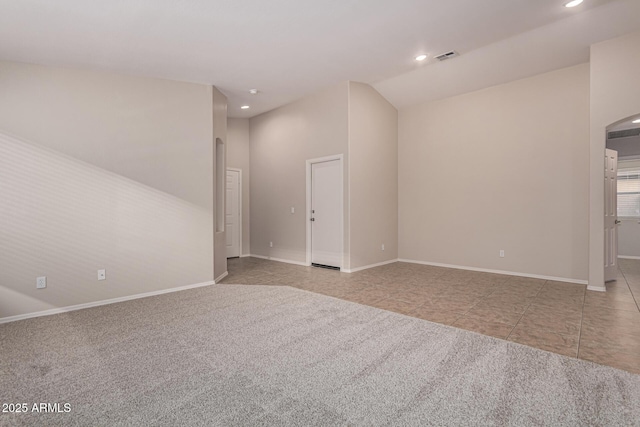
[1,284,639,426]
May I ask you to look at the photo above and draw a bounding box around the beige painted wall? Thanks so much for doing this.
[348,82,398,269]
[227,118,251,256]
[589,30,640,289]
[250,82,349,265]
[399,64,590,281]
[0,61,213,209]
[0,132,214,319]
[0,61,216,320]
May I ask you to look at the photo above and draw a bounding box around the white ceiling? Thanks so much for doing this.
[0,0,639,118]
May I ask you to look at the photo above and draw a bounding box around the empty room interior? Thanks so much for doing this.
[2,0,640,425]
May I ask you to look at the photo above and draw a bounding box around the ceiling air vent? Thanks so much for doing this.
[435,50,459,61]
[608,128,640,139]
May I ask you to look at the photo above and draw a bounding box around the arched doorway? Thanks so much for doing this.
[600,115,640,285]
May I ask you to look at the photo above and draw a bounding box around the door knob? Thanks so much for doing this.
[615,220,621,224]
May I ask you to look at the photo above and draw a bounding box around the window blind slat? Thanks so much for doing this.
[618,167,640,217]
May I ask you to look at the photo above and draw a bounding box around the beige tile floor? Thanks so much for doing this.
[221,257,640,374]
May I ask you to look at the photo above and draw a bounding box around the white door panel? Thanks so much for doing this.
[604,149,618,282]
[226,170,241,258]
[311,159,342,268]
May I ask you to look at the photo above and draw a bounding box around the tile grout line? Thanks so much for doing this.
[443,278,501,326]
[576,284,587,360]
[372,276,495,326]
[618,263,640,313]
[505,281,545,340]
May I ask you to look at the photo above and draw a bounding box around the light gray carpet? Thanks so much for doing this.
[1,284,640,426]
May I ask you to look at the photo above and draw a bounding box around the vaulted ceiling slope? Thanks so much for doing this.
[0,0,639,118]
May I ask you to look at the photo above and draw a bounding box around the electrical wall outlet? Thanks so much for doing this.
[98,269,106,281]
[36,276,47,289]
[269,241,273,248]
[499,250,505,258]
[381,244,385,251]
[291,207,295,214]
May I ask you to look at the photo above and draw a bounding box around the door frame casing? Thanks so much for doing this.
[226,167,242,258]
[604,149,618,282]
[306,154,344,267]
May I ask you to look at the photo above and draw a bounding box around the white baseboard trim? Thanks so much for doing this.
[239,254,251,258]
[215,271,229,283]
[342,259,399,273]
[250,254,309,267]
[398,259,588,285]
[618,255,640,260]
[0,280,216,325]
[587,285,607,292]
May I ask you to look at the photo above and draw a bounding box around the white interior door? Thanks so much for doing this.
[311,159,342,268]
[605,148,618,282]
[226,169,241,258]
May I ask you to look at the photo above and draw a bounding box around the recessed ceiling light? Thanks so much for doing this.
[564,0,583,7]
[241,105,250,110]
[249,89,259,95]
[633,119,640,124]
[415,54,428,61]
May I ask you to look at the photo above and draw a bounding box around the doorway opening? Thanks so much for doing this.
[606,115,640,276]
[225,168,242,258]
[306,155,344,270]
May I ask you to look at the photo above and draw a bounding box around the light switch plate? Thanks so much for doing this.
[98,269,106,281]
